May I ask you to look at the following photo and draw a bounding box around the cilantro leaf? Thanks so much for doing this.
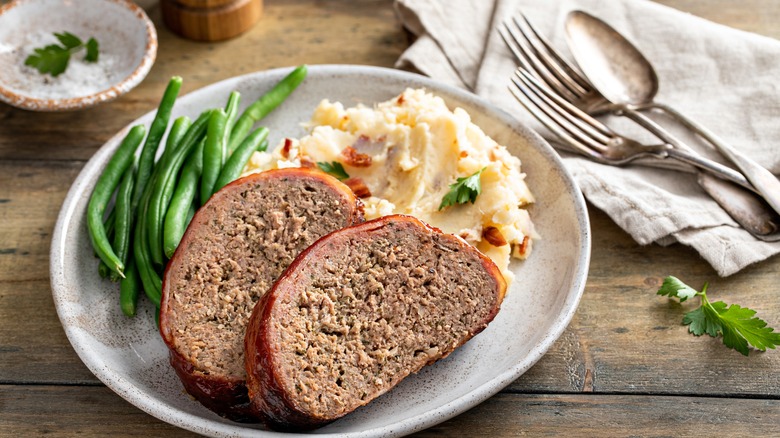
[25,45,71,77]
[55,31,83,49]
[658,276,780,356]
[657,275,699,302]
[85,37,99,62]
[317,161,349,180]
[438,167,486,210]
[24,32,100,76]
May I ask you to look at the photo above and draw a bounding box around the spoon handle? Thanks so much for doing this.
[615,107,753,189]
[642,102,780,216]
[697,172,780,240]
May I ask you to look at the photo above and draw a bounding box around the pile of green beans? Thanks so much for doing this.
[86,65,308,320]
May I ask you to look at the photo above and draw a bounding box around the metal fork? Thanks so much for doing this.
[499,14,750,189]
[509,67,780,239]
[500,13,780,239]
[508,68,750,181]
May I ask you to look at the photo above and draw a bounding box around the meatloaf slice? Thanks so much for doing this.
[244,214,507,430]
[159,168,364,422]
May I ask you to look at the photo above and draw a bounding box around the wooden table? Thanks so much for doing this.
[2,0,779,436]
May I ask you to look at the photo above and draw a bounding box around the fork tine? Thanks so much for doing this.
[514,69,614,151]
[509,70,606,161]
[508,80,598,160]
[517,14,592,94]
[517,69,613,140]
[501,18,579,103]
[498,26,537,78]
[502,14,592,102]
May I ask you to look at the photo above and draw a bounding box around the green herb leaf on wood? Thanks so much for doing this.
[658,276,780,356]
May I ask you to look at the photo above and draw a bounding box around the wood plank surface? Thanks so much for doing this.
[1,0,779,436]
[2,386,779,437]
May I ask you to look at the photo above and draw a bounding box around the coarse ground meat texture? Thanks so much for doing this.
[159,168,364,422]
[244,214,506,431]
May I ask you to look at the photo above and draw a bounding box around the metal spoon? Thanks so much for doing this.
[564,10,780,218]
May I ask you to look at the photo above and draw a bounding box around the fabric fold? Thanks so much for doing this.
[394,0,780,276]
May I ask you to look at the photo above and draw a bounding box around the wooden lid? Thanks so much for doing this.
[160,0,263,42]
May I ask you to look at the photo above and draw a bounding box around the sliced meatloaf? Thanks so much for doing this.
[159,168,364,422]
[244,214,507,430]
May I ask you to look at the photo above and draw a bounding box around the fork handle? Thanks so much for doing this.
[640,102,780,217]
[664,147,752,190]
[612,106,756,191]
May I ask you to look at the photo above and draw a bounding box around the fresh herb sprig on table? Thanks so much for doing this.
[25,32,99,77]
[438,167,486,210]
[657,276,780,356]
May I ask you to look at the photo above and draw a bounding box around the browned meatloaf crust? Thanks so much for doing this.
[159,168,364,422]
[244,214,507,430]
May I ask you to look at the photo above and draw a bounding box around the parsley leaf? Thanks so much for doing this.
[25,45,71,77]
[54,31,83,49]
[683,306,720,337]
[657,276,698,302]
[317,161,349,180]
[85,38,99,62]
[658,276,780,356]
[438,167,486,210]
[25,32,100,77]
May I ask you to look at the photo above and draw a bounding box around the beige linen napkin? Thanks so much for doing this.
[395,0,780,276]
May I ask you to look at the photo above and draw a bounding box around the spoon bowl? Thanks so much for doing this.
[564,9,780,218]
[565,10,658,107]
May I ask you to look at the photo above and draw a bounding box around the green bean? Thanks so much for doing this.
[98,261,110,279]
[109,161,136,282]
[95,206,115,253]
[103,203,116,239]
[134,186,162,306]
[214,128,269,192]
[87,124,146,277]
[164,116,193,156]
[185,202,196,226]
[163,141,204,258]
[132,118,191,304]
[224,91,241,138]
[97,210,115,278]
[200,109,228,205]
[147,110,212,267]
[120,255,140,317]
[131,77,182,212]
[228,65,307,153]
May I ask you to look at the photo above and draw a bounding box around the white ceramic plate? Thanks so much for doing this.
[51,65,590,437]
[0,0,156,111]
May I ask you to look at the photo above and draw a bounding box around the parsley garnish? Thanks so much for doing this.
[657,276,780,356]
[25,32,100,77]
[438,167,486,210]
[317,161,349,180]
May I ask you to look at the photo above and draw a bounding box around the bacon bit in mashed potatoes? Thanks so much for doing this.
[243,88,537,284]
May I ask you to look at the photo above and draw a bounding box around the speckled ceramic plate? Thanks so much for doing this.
[51,65,590,437]
[0,0,156,111]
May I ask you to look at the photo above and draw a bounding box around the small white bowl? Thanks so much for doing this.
[0,0,157,111]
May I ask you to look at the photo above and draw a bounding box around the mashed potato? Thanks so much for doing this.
[244,88,536,283]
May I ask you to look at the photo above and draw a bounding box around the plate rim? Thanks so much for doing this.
[50,64,591,437]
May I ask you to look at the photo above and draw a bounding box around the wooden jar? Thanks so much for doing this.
[160,0,263,42]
